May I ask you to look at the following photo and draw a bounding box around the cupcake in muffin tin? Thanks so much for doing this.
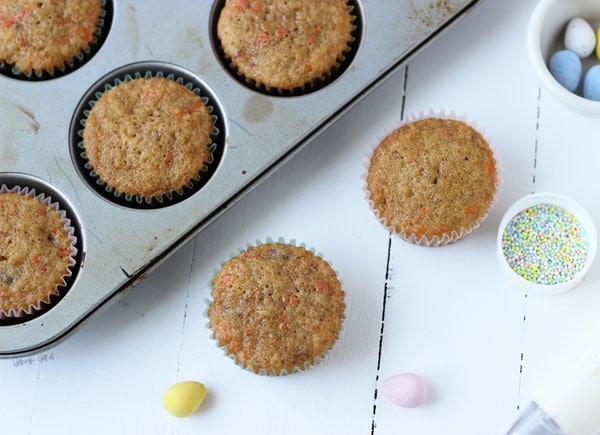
[0,0,113,80]
[213,0,361,95]
[0,184,79,322]
[71,62,226,209]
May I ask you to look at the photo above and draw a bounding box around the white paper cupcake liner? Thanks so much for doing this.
[362,109,503,247]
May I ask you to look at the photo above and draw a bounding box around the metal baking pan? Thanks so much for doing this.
[0,0,485,357]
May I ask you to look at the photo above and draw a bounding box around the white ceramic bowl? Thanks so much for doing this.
[497,193,597,295]
[527,0,600,116]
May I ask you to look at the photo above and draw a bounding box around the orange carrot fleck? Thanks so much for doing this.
[433,225,450,237]
[80,27,94,42]
[303,62,312,73]
[57,247,71,257]
[257,31,269,44]
[315,281,330,294]
[251,0,262,13]
[486,160,496,179]
[18,33,26,47]
[464,207,478,215]
[32,252,41,264]
[234,0,249,13]
[414,225,424,239]
[408,147,420,162]
[0,6,32,28]
[163,150,173,165]
[283,294,298,306]
[275,26,288,37]
[177,100,203,116]
[217,273,235,288]
[418,206,428,219]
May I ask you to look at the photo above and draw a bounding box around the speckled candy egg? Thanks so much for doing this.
[564,18,596,58]
[549,50,582,92]
[584,65,600,101]
[163,381,207,418]
[382,373,427,408]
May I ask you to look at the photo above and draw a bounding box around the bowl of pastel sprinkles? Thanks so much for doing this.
[497,193,597,295]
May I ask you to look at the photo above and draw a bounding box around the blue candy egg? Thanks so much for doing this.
[583,65,600,101]
[548,50,582,92]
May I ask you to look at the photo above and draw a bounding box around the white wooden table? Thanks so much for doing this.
[3,0,600,433]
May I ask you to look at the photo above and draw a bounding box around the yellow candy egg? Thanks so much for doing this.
[163,381,206,418]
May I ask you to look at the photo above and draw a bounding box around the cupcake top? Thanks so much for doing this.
[208,242,345,375]
[366,117,498,245]
[82,76,215,201]
[0,191,74,317]
[0,0,103,75]
[217,0,354,90]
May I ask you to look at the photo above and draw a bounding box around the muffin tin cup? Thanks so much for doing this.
[70,61,226,209]
[210,0,363,96]
[204,236,345,376]
[0,183,79,322]
[362,109,502,247]
[497,193,598,296]
[0,0,113,81]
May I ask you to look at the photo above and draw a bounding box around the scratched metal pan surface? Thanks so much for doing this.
[0,0,483,357]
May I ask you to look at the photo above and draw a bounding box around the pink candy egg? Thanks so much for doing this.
[382,373,427,408]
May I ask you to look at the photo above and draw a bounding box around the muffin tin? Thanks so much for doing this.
[0,0,484,357]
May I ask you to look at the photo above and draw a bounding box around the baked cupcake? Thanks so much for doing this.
[0,0,104,77]
[81,76,216,204]
[0,187,77,319]
[365,112,498,246]
[216,0,355,93]
[207,240,345,375]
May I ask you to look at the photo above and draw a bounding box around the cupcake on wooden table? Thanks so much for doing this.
[365,112,499,246]
[0,0,106,78]
[207,240,345,375]
[216,0,356,93]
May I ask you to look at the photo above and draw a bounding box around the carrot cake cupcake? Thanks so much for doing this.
[366,115,498,246]
[0,0,103,76]
[0,189,76,319]
[216,0,355,91]
[208,241,345,375]
[82,76,215,203]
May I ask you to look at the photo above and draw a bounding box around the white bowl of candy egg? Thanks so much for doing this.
[527,0,600,116]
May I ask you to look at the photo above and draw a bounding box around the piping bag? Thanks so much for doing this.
[506,318,600,435]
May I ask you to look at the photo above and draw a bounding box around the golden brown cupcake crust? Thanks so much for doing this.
[0,0,102,75]
[208,242,345,375]
[217,0,354,90]
[0,192,73,316]
[82,77,214,200]
[366,118,497,242]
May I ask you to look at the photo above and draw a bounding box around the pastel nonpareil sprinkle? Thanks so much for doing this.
[501,203,590,285]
